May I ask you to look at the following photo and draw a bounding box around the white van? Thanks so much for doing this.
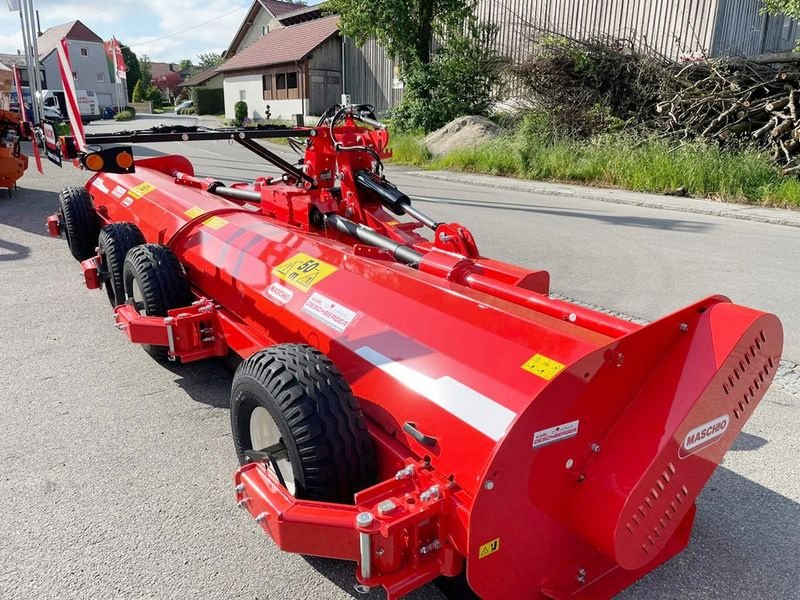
[38,89,101,123]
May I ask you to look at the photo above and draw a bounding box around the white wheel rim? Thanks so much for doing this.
[249,406,296,495]
[131,279,145,312]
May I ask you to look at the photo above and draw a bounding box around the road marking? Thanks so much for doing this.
[355,346,516,441]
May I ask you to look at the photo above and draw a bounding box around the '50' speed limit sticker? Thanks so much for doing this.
[272,253,337,292]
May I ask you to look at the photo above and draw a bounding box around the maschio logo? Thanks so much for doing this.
[679,414,730,459]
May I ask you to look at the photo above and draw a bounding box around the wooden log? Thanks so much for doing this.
[750,51,800,65]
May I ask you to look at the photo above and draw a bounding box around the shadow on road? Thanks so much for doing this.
[411,195,711,232]
[0,184,60,241]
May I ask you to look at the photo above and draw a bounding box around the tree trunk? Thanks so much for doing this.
[418,0,433,64]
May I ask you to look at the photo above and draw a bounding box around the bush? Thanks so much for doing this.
[114,110,135,121]
[131,80,144,102]
[146,86,162,110]
[392,21,504,133]
[124,105,136,116]
[234,100,248,126]
[193,88,224,115]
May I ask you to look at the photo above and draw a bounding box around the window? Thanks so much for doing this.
[261,24,267,36]
[263,74,272,100]
[80,47,88,57]
[96,72,105,83]
[71,71,78,80]
[239,89,247,101]
[274,71,299,100]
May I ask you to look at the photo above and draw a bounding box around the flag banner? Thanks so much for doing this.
[12,64,42,173]
[7,0,21,11]
[104,38,127,79]
[56,37,86,152]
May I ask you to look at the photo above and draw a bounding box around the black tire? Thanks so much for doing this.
[231,344,376,503]
[58,186,99,261]
[122,243,192,360]
[98,223,146,307]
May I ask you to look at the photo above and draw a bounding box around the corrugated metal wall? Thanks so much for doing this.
[476,0,799,62]
[350,1,800,110]
[711,0,800,56]
[343,37,403,113]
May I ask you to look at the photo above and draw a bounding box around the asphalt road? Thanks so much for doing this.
[0,115,797,600]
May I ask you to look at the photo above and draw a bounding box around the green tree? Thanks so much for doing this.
[179,59,194,73]
[139,54,152,88]
[131,79,145,102]
[197,52,223,69]
[328,0,472,66]
[120,44,141,101]
[763,0,800,19]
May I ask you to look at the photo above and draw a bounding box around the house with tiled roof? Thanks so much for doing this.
[37,20,123,108]
[219,14,342,119]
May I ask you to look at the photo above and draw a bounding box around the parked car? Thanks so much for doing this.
[175,100,193,114]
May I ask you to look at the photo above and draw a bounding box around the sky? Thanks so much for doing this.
[0,0,308,63]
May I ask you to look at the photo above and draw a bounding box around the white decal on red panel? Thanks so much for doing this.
[111,185,126,198]
[94,178,109,193]
[532,420,580,449]
[121,197,134,207]
[679,414,729,458]
[302,292,356,333]
[266,282,294,305]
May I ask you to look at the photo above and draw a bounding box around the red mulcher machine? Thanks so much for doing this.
[48,105,782,599]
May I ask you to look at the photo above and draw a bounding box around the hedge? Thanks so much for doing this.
[193,88,224,115]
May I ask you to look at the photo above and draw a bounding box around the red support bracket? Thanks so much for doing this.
[80,255,102,289]
[113,297,228,363]
[235,456,465,600]
[47,214,62,237]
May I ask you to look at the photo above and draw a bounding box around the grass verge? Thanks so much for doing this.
[388,132,800,208]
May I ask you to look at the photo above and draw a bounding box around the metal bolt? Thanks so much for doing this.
[438,232,452,243]
[420,485,441,502]
[419,539,442,555]
[591,443,601,453]
[353,584,371,595]
[484,480,494,490]
[237,497,249,508]
[568,313,577,323]
[680,322,689,332]
[616,352,625,367]
[577,568,586,584]
[565,458,574,469]
[395,465,414,480]
[255,512,268,523]
[356,511,374,527]
[235,483,245,493]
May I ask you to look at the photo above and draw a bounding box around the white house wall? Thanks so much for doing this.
[236,10,281,53]
[223,73,306,120]
[42,40,121,107]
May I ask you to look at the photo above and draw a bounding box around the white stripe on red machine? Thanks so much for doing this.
[56,37,86,151]
[12,64,43,173]
[356,346,516,441]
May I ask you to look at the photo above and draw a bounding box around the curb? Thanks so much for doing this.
[394,169,800,229]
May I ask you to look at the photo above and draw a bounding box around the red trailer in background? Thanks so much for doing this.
[48,105,782,599]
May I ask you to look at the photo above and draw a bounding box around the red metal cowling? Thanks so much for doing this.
[67,125,783,600]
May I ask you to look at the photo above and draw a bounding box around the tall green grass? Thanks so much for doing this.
[388,130,800,207]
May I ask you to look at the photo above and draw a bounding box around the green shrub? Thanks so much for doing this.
[193,88,224,115]
[146,86,162,110]
[125,105,136,116]
[131,80,144,102]
[234,100,248,126]
[114,110,135,122]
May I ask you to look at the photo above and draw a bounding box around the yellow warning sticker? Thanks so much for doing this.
[184,207,229,230]
[128,182,157,199]
[522,353,566,381]
[273,252,337,292]
[478,538,500,559]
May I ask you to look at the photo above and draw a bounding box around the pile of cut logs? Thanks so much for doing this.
[657,52,800,174]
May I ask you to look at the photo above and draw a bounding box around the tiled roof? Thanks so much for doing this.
[259,0,306,17]
[37,20,103,59]
[178,67,221,87]
[150,62,181,79]
[218,14,339,72]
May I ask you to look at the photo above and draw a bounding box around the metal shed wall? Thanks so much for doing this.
[343,37,403,113]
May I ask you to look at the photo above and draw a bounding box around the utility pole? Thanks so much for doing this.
[10,0,45,122]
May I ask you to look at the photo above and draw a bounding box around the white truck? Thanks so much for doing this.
[38,89,100,123]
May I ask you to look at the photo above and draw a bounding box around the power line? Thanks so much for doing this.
[132,4,249,47]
